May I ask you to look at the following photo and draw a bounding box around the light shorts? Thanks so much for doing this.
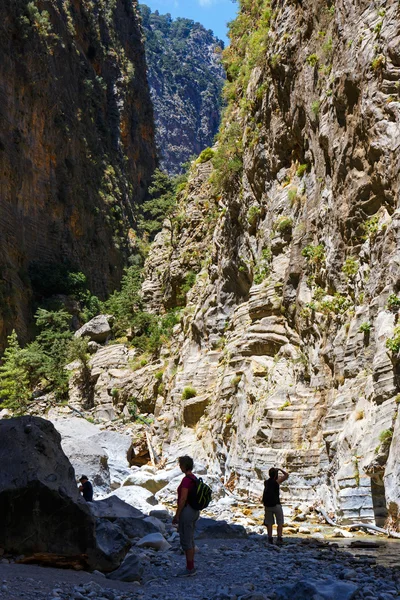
[178,504,200,550]
[264,504,284,526]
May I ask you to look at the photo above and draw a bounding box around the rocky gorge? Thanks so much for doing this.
[2,0,400,596]
[64,0,400,535]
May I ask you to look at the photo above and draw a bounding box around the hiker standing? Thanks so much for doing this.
[172,455,199,576]
[262,467,289,545]
[78,475,93,502]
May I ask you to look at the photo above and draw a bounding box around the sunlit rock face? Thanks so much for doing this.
[140,4,225,175]
[140,0,400,526]
[0,0,156,347]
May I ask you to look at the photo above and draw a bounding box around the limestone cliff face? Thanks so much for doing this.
[0,0,156,345]
[140,5,225,175]
[142,0,400,526]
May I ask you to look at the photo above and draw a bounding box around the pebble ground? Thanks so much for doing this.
[0,535,400,600]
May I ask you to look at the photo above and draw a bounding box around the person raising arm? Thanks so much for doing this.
[262,467,289,545]
[277,468,289,484]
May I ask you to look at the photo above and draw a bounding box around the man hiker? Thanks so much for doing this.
[172,455,199,576]
[262,467,289,545]
[78,475,93,502]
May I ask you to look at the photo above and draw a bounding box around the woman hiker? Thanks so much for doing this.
[172,455,199,576]
[262,467,289,545]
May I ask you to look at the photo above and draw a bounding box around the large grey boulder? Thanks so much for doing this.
[51,417,111,495]
[95,519,130,565]
[106,549,143,582]
[113,517,158,541]
[61,437,110,495]
[90,430,134,488]
[196,518,247,539]
[89,496,158,541]
[74,315,112,343]
[0,417,126,571]
[89,495,144,519]
[51,417,135,495]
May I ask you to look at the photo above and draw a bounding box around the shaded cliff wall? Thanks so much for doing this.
[142,0,400,526]
[140,5,225,175]
[0,0,156,344]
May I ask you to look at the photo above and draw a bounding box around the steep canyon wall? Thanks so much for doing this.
[142,0,400,526]
[0,0,156,345]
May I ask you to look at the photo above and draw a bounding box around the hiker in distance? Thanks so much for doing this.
[262,467,289,545]
[78,475,93,502]
[172,455,200,577]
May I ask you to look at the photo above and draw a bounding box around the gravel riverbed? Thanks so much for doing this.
[0,535,399,600]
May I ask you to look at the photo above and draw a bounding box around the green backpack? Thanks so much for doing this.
[187,474,212,510]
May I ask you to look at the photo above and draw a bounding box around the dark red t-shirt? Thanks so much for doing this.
[177,474,196,506]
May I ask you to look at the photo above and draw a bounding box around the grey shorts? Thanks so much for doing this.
[178,505,200,550]
[264,504,284,526]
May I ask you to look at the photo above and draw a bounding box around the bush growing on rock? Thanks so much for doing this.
[311,100,321,117]
[296,163,309,177]
[287,187,298,206]
[379,429,393,444]
[386,326,400,353]
[197,147,215,163]
[301,244,325,266]
[247,205,261,227]
[274,216,293,235]
[182,386,197,400]
[306,53,319,67]
[342,257,359,279]
[386,294,400,311]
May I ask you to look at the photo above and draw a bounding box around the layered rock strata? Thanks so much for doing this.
[139,0,400,527]
[0,0,156,346]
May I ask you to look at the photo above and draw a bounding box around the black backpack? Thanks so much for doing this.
[187,474,212,510]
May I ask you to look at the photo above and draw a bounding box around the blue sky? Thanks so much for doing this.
[141,0,238,45]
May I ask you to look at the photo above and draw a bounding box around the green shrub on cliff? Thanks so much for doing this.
[386,326,400,353]
[306,54,319,67]
[212,0,273,193]
[30,308,74,398]
[301,244,325,265]
[0,331,31,414]
[211,121,243,191]
[198,148,215,163]
[386,294,400,311]
[104,263,181,353]
[182,386,197,400]
[342,257,359,279]
[138,169,184,240]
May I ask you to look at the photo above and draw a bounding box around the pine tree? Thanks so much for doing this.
[0,330,31,414]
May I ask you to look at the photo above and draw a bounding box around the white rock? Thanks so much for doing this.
[110,485,161,514]
[299,526,311,534]
[136,533,171,552]
[122,468,176,494]
[333,528,354,538]
[74,315,112,343]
